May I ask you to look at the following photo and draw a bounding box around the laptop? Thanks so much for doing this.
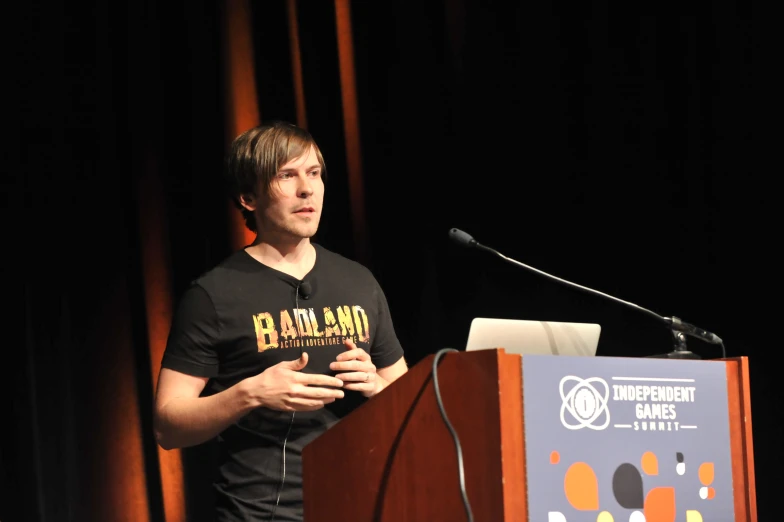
[465,317,601,357]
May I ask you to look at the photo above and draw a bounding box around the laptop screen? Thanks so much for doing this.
[465,317,601,356]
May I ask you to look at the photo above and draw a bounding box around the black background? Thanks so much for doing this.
[11,1,769,521]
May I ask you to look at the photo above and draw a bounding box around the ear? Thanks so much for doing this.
[239,193,257,211]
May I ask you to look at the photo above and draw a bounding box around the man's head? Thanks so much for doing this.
[226,121,327,240]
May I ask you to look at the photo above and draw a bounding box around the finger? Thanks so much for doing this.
[331,360,374,373]
[281,352,309,370]
[331,361,361,373]
[342,382,375,393]
[343,338,357,350]
[288,399,332,412]
[294,384,345,400]
[297,373,344,388]
[336,348,370,362]
[335,371,368,383]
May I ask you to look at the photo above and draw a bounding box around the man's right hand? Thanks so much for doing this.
[241,352,345,412]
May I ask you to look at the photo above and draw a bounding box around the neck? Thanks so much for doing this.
[245,235,316,279]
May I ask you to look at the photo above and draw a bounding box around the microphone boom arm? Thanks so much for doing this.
[449,228,725,358]
[484,244,666,327]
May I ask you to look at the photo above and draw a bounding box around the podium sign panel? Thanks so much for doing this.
[522,354,734,521]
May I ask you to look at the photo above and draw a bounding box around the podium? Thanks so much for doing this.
[302,349,756,521]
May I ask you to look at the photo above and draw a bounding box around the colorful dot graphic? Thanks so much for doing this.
[545,449,713,521]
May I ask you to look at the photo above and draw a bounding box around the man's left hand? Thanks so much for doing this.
[331,339,379,397]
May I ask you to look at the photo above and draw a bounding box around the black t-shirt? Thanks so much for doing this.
[161,244,405,521]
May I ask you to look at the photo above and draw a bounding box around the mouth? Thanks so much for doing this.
[293,207,316,214]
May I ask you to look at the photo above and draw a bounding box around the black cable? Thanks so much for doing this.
[432,348,474,522]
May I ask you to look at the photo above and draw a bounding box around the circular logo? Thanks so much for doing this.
[560,375,610,430]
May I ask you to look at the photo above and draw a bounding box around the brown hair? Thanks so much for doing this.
[225,121,327,232]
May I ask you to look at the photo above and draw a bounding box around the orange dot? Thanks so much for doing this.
[550,451,560,464]
[641,451,659,475]
[564,462,599,510]
[644,487,676,522]
[707,487,715,499]
[698,463,714,485]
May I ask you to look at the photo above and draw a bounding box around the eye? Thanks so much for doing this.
[277,172,293,179]
[309,169,321,177]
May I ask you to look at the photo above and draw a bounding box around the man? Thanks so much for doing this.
[154,121,408,521]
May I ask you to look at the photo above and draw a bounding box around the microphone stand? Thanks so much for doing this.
[448,228,725,360]
[648,330,700,360]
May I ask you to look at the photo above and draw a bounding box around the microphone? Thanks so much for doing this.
[448,228,724,357]
[449,228,477,248]
[298,280,312,300]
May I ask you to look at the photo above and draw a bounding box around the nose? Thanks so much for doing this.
[297,173,314,197]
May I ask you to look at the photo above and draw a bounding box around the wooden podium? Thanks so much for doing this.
[302,349,757,521]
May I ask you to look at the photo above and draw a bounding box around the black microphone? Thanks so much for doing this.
[298,280,312,300]
[448,227,724,356]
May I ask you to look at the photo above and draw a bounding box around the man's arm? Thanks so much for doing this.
[154,353,345,450]
[372,356,408,396]
[154,368,256,450]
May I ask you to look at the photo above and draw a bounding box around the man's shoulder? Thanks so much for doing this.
[189,249,260,291]
[315,244,375,280]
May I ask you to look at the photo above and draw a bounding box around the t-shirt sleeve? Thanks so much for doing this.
[369,280,405,370]
[161,283,221,378]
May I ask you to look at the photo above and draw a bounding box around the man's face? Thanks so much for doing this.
[255,145,324,241]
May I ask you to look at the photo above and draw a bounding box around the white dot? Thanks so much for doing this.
[548,512,567,522]
[699,486,708,499]
[676,462,686,475]
[629,511,646,522]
